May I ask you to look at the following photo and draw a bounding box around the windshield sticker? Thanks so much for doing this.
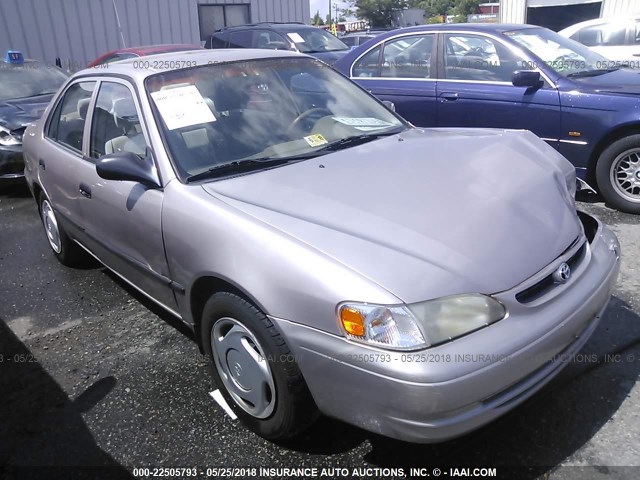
[332,117,393,131]
[287,32,305,43]
[304,134,328,147]
[150,86,216,130]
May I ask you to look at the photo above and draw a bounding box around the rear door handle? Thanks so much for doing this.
[38,159,45,170]
[439,92,459,102]
[79,183,92,199]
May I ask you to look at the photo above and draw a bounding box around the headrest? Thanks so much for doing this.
[77,98,91,120]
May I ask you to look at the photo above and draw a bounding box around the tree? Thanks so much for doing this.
[453,0,481,18]
[311,10,325,25]
[347,1,409,28]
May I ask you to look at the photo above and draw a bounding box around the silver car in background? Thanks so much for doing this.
[23,49,620,443]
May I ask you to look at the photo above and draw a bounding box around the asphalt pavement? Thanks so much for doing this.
[1,183,639,480]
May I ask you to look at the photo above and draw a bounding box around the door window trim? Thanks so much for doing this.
[349,31,438,81]
[436,30,557,88]
[85,78,152,164]
[44,79,98,158]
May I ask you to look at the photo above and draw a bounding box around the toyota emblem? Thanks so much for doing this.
[552,263,571,284]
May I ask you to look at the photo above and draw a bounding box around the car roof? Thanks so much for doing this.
[559,15,639,35]
[374,23,539,34]
[121,44,202,54]
[75,48,308,81]
[212,22,312,33]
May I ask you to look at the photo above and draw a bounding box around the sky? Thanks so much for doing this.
[309,0,352,20]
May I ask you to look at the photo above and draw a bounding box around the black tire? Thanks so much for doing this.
[38,192,87,266]
[595,134,640,214]
[201,292,318,440]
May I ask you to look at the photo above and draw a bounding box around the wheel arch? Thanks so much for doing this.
[32,182,44,209]
[189,274,270,352]
[587,123,640,187]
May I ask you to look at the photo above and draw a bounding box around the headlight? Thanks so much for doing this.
[0,126,21,146]
[338,294,507,350]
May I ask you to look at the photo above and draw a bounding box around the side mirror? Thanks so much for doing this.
[382,100,396,112]
[512,70,543,88]
[96,149,160,188]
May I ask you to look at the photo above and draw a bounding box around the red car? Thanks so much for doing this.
[87,44,202,67]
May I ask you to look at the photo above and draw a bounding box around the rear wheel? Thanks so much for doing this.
[38,192,86,266]
[596,135,640,214]
[201,292,317,440]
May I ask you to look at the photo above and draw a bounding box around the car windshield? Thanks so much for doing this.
[0,63,68,101]
[285,28,349,53]
[505,27,610,77]
[146,57,405,181]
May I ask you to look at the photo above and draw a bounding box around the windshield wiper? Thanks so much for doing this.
[315,128,404,153]
[186,129,404,182]
[186,155,320,183]
[567,68,620,78]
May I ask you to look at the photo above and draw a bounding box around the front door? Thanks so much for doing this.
[436,32,561,148]
[76,80,177,312]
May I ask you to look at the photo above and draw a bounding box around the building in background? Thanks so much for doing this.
[500,0,637,32]
[0,0,310,70]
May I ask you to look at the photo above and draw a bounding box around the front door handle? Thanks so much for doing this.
[439,92,459,102]
[38,159,45,170]
[79,183,92,199]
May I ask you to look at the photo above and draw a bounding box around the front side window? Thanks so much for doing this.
[90,82,147,160]
[145,58,405,181]
[46,81,96,152]
[577,23,627,46]
[381,34,434,78]
[253,30,291,50]
[443,34,520,82]
[506,27,609,77]
[283,28,348,53]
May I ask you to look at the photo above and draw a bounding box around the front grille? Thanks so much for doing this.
[515,241,587,304]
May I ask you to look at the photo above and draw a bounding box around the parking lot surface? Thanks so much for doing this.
[1,183,639,480]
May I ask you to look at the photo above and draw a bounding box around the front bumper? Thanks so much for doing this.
[0,145,24,179]
[272,214,620,443]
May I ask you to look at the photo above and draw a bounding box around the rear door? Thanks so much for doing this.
[435,32,561,146]
[349,32,438,127]
[41,81,96,237]
[75,79,178,312]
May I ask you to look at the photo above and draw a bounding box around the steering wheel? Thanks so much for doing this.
[288,107,333,136]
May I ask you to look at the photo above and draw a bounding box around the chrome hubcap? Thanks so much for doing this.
[610,148,640,203]
[210,318,275,419]
[41,200,61,254]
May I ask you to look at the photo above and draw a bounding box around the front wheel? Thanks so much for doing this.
[201,292,318,440]
[596,135,640,214]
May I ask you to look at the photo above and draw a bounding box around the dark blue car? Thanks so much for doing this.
[334,23,640,214]
[1,52,68,182]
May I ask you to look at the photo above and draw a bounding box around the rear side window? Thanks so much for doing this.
[229,31,253,48]
[46,81,96,152]
[206,33,227,49]
[352,45,381,77]
[382,34,434,78]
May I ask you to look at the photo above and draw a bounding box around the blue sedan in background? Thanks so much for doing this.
[334,24,640,214]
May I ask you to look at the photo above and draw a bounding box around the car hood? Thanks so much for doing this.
[202,128,581,303]
[0,94,54,131]
[568,67,640,96]
[307,50,348,65]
